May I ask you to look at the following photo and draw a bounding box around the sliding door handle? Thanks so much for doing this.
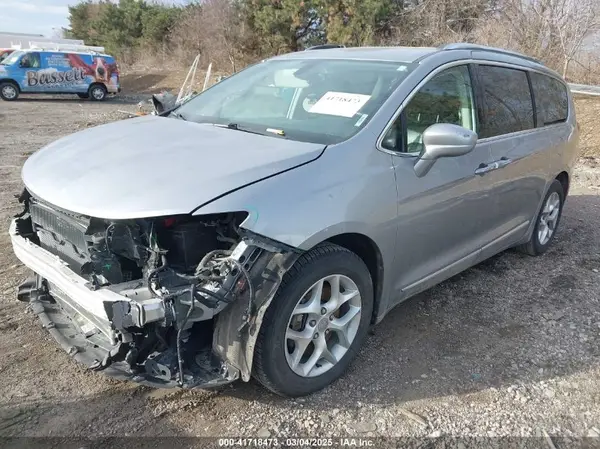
[496,158,513,168]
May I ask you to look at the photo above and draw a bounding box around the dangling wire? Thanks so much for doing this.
[176,284,195,386]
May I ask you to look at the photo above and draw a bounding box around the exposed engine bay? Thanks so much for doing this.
[12,189,300,388]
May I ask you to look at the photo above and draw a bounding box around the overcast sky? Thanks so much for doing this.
[0,0,183,37]
[0,0,73,36]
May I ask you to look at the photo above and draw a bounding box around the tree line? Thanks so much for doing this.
[65,0,600,81]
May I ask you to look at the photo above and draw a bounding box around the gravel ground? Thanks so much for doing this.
[0,94,599,446]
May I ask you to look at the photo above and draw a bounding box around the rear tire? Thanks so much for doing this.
[518,179,564,256]
[88,84,107,101]
[253,243,373,397]
[0,82,19,101]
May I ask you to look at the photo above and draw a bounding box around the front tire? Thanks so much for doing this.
[518,179,564,256]
[253,243,373,397]
[0,82,19,101]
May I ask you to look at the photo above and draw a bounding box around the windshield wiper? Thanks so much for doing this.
[213,123,266,137]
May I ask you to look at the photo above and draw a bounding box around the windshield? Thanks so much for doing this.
[174,58,415,145]
[0,51,12,63]
[0,50,23,65]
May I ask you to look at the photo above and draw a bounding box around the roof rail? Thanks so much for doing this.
[27,41,106,54]
[440,43,544,66]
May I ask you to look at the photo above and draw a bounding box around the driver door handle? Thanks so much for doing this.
[475,158,513,175]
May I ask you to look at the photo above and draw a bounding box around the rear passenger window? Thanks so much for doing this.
[477,65,534,138]
[530,73,568,126]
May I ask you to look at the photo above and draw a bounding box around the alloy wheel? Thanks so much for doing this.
[2,85,17,99]
[285,274,362,378]
[91,87,105,100]
[538,191,561,245]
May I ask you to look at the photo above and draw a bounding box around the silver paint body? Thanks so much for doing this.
[20,46,579,321]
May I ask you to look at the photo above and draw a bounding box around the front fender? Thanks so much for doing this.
[192,142,398,252]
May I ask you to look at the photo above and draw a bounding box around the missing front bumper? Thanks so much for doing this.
[10,217,239,388]
[20,279,238,389]
[11,215,300,389]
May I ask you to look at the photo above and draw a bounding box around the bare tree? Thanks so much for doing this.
[198,0,247,73]
[548,0,600,79]
[386,0,493,47]
[171,4,205,64]
[480,0,600,79]
[171,0,248,73]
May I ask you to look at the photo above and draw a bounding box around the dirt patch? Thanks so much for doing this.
[119,65,227,97]
[575,96,600,158]
[0,93,599,442]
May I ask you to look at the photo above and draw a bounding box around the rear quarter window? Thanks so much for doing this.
[530,72,568,126]
[477,65,534,138]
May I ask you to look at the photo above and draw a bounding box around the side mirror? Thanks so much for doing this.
[413,123,477,177]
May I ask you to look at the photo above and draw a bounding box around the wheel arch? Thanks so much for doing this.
[0,78,20,91]
[519,175,568,248]
[325,233,384,324]
[555,171,569,198]
[89,81,107,89]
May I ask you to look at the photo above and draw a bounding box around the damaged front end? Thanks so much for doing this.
[11,190,299,388]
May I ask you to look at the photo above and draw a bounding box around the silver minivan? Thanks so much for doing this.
[11,44,578,396]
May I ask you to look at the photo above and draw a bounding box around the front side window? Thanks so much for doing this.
[382,65,476,153]
[174,59,416,145]
[530,72,568,126]
[477,65,534,138]
[19,52,41,69]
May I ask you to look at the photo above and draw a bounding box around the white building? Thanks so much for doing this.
[0,31,83,49]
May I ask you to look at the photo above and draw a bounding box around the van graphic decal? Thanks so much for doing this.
[66,54,119,89]
[26,67,86,86]
[0,50,120,96]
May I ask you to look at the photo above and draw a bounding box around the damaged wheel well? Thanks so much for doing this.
[326,233,383,323]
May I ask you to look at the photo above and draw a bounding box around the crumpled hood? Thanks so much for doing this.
[22,115,325,219]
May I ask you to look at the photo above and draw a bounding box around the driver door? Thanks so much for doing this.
[18,52,42,92]
[383,64,499,302]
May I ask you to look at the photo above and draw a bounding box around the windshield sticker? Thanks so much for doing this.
[309,92,371,118]
[354,114,368,127]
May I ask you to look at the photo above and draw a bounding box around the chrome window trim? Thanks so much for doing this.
[477,121,569,144]
[376,58,571,157]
